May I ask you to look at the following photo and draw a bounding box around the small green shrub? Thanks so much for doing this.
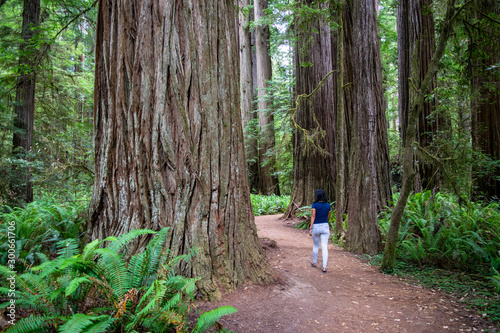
[250,194,290,216]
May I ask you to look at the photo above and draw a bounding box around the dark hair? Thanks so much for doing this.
[314,189,328,203]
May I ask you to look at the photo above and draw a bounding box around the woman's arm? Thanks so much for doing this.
[309,209,316,235]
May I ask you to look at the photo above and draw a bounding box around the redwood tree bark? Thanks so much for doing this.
[342,0,391,253]
[470,0,500,200]
[238,0,259,192]
[89,0,274,300]
[285,0,337,217]
[254,0,280,195]
[398,0,442,192]
[11,0,40,204]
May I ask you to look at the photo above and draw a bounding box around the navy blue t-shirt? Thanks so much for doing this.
[312,201,331,224]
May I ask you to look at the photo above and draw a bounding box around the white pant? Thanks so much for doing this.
[312,223,330,269]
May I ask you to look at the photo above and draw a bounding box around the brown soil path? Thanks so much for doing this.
[197,215,496,332]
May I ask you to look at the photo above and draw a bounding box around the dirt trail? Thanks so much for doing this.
[197,215,495,332]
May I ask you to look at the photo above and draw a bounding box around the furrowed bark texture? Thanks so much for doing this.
[343,0,391,253]
[398,0,442,192]
[254,0,280,195]
[285,0,337,217]
[12,0,40,204]
[238,0,259,192]
[89,0,274,300]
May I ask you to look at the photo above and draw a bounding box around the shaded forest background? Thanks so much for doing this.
[1,0,499,205]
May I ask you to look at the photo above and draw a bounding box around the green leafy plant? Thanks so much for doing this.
[250,194,290,216]
[0,194,89,271]
[0,228,236,332]
[390,191,500,274]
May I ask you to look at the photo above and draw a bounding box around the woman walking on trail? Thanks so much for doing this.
[309,189,331,273]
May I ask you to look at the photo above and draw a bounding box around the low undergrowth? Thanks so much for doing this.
[0,227,236,332]
[379,191,500,279]
[0,194,236,332]
[250,194,290,216]
[374,190,500,327]
[0,191,90,271]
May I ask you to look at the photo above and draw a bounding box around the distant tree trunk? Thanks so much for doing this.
[470,0,500,200]
[335,3,347,236]
[89,0,274,300]
[398,0,441,192]
[11,0,41,204]
[254,0,279,195]
[342,0,391,253]
[284,0,337,218]
[238,0,259,192]
[381,0,456,271]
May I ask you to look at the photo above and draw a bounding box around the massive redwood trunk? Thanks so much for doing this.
[343,0,391,253]
[285,0,337,217]
[89,0,273,300]
[11,0,40,204]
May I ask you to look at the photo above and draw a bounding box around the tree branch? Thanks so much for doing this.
[288,69,337,157]
[34,0,98,65]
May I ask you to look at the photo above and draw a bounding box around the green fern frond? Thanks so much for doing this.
[30,258,65,279]
[180,277,199,299]
[143,228,170,276]
[18,272,49,296]
[193,306,237,333]
[82,239,102,262]
[5,314,60,333]
[7,297,47,313]
[162,292,181,311]
[57,238,80,259]
[106,229,156,253]
[82,317,114,333]
[0,265,15,279]
[58,314,104,333]
[65,277,91,296]
[130,279,167,330]
[128,252,145,288]
[95,248,130,297]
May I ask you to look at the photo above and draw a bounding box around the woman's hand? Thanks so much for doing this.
[309,228,312,236]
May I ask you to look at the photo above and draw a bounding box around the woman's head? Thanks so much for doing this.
[314,189,328,203]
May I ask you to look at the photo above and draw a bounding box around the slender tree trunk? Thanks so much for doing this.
[470,0,500,200]
[381,0,456,271]
[335,2,347,236]
[11,0,41,204]
[342,0,391,253]
[254,0,279,195]
[399,0,441,192]
[89,0,274,300]
[285,0,337,218]
[238,0,259,192]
